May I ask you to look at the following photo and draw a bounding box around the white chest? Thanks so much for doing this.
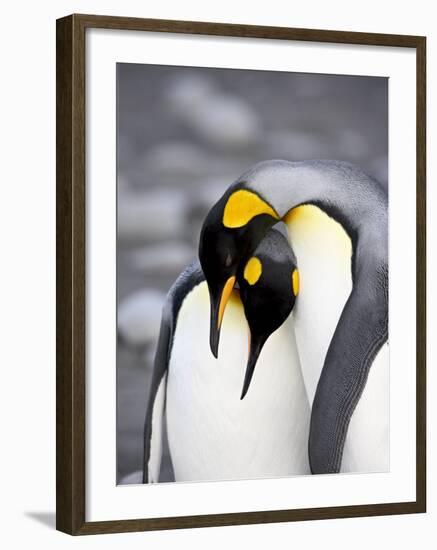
[285,205,353,405]
[166,282,310,482]
[285,205,389,473]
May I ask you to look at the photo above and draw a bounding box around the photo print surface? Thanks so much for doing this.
[116,63,388,485]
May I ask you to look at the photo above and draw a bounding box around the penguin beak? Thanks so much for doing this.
[240,333,266,400]
[209,275,236,358]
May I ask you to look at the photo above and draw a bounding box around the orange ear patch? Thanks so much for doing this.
[292,269,300,296]
[223,190,279,228]
[243,257,262,285]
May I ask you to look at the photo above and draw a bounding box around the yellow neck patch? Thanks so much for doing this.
[244,257,262,285]
[292,269,300,296]
[223,190,279,229]
[284,204,352,260]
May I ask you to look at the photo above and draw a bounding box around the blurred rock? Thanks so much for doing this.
[263,130,328,160]
[293,76,329,99]
[188,94,261,150]
[130,242,195,276]
[166,73,217,113]
[140,142,243,185]
[337,129,370,160]
[118,289,166,347]
[166,73,261,150]
[141,142,212,179]
[118,190,188,243]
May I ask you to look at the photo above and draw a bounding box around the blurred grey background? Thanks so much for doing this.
[116,63,388,484]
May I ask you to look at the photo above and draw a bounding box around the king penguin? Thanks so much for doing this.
[143,229,310,483]
[199,159,389,475]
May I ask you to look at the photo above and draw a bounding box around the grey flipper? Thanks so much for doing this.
[309,241,388,474]
[142,307,170,483]
[142,261,205,483]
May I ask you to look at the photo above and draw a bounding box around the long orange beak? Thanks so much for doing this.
[218,276,236,330]
[209,275,236,357]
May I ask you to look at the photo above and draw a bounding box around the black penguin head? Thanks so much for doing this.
[199,186,279,358]
[237,229,299,399]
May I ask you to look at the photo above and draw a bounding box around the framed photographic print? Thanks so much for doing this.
[56,14,426,535]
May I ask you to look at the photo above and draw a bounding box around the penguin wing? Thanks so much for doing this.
[309,257,388,474]
[142,305,171,483]
[143,261,205,483]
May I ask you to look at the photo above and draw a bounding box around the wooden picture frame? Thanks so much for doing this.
[56,13,426,535]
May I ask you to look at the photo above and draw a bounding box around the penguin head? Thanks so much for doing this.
[199,186,279,358]
[236,229,299,399]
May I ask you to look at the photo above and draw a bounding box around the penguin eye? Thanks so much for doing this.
[225,253,233,268]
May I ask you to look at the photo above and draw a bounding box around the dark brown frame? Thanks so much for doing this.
[56,13,427,536]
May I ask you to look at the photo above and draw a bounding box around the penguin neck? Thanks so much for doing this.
[284,204,353,405]
[241,160,387,242]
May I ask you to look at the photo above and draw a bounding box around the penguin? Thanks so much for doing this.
[143,229,310,483]
[198,159,389,475]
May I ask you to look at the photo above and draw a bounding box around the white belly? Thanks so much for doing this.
[166,282,310,482]
[285,205,389,473]
[341,343,389,473]
[285,205,353,405]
